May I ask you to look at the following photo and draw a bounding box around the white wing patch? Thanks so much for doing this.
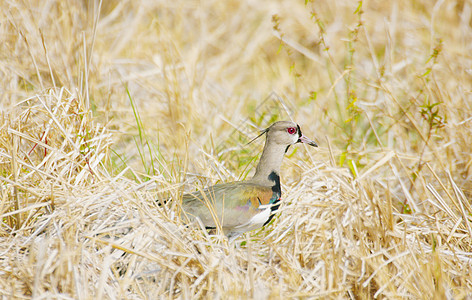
[226,204,277,242]
[249,205,272,225]
[233,205,272,233]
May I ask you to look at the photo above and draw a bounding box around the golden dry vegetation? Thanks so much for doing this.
[1,0,472,298]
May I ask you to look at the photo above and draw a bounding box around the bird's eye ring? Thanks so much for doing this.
[287,127,296,135]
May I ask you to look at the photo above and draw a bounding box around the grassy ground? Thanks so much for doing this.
[1,0,472,298]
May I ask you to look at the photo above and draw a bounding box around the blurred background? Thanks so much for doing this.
[2,1,471,187]
[3,1,471,188]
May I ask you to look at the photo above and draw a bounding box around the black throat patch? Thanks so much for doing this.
[264,171,282,226]
[268,171,281,195]
[285,145,291,153]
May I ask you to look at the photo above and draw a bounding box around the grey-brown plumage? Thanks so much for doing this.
[180,121,317,242]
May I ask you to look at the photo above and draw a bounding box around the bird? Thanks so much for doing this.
[179,121,317,242]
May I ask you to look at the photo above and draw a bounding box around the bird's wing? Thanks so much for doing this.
[180,182,279,229]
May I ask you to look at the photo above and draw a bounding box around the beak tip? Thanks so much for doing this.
[298,136,318,147]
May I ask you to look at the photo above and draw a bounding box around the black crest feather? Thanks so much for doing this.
[246,126,269,145]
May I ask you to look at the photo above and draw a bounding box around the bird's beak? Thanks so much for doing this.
[298,134,318,147]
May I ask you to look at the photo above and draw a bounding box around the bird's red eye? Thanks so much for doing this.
[287,127,296,135]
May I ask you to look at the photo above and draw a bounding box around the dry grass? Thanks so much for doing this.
[1,0,472,298]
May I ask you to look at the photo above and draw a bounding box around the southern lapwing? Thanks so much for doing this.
[180,121,317,242]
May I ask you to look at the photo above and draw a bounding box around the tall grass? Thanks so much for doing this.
[1,0,472,298]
